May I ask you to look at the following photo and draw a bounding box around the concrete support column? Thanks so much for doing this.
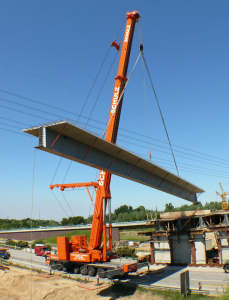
[216,236,222,264]
[191,240,196,264]
[150,241,155,264]
[168,236,174,265]
[226,235,229,247]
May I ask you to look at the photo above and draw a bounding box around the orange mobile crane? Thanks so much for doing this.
[47,11,146,278]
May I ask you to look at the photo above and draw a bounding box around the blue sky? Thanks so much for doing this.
[1,1,229,220]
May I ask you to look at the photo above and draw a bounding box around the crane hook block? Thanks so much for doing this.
[140,43,143,52]
[111,40,120,51]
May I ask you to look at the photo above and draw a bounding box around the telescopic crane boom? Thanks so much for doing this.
[49,11,140,266]
[89,10,140,259]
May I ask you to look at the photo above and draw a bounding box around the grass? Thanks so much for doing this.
[119,227,154,232]
[99,283,221,300]
[120,231,150,241]
[137,286,220,299]
[44,229,91,245]
[43,227,152,245]
[119,227,152,242]
[220,289,229,300]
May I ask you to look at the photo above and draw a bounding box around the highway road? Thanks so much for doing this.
[130,265,229,296]
[8,249,229,296]
[9,248,49,272]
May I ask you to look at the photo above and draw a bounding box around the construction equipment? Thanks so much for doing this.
[26,121,203,202]
[0,249,10,271]
[24,10,203,277]
[45,10,145,278]
[0,248,10,260]
[34,244,50,257]
[50,182,98,202]
[216,182,229,210]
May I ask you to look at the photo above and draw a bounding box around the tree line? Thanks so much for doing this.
[0,218,59,230]
[0,201,222,229]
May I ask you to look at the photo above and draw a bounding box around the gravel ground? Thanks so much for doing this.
[0,266,162,300]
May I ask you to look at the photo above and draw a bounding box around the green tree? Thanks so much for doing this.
[61,216,86,226]
[17,240,29,248]
[203,201,221,211]
[135,205,145,212]
[114,205,133,216]
[164,203,175,212]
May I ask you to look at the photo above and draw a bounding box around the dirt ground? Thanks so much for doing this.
[0,266,162,300]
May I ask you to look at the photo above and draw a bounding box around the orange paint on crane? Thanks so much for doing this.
[48,11,140,270]
[89,11,140,257]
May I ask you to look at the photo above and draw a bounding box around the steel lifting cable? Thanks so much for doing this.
[77,17,125,123]
[60,22,125,185]
[30,148,36,300]
[49,144,72,218]
[61,192,74,217]
[50,157,62,186]
[50,190,70,218]
[138,21,153,160]
[62,48,119,183]
[76,50,119,215]
[84,50,119,129]
[142,74,152,159]
[77,46,111,123]
[136,21,180,175]
[51,44,112,187]
[140,48,180,176]
[64,22,125,183]
[62,160,73,184]
[50,166,73,217]
[58,32,122,188]
[137,18,143,49]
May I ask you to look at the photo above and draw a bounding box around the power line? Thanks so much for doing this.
[118,132,229,169]
[1,96,229,173]
[1,102,229,174]
[119,125,229,164]
[118,137,229,176]
[0,88,227,166]
[0,116,28,126]
[0,96,70,122]
[0,103,50,122]
[0,88,82,119]
[0,103,227,172]
[1,123,229,180]
[1,89,229,172]
[0,126,29,137]
[0,121,22,129]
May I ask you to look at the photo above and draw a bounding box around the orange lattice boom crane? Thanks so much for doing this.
[47,11,142,277]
